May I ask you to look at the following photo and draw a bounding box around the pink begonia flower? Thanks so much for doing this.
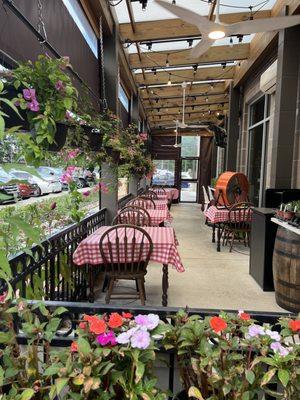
[0,291,7,303]
[66,166,76,174]
[67,149,80,160]
[83,191,91,197]
[134,314,159,331]
[55,80,64,91]
[23,88,36,101]
[131,330,151,349]
[139,133,148,141]
[27,99,40,112]
[97,331,117,346]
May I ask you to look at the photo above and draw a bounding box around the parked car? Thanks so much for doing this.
[0,168,19,204]
[36,168,62,193]
[9,170,61,196]
[152,169,175,186]
[37,166,68,191]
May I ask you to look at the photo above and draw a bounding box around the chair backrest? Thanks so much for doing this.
[228,202,253,228]
[128,196,156,210]
[202,186,210,204]
[112,206,151,227]
[143,190,158,200]
[152,187,166,196]
[207,186,215,201]
[99,225,153,275]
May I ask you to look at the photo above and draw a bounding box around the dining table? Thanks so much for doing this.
[73,226,184,306]
[204,205,252,252]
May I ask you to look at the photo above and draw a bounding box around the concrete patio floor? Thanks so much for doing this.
[95,203,285,313]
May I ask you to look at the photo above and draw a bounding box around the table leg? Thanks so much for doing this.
[162,264,169,307]
[88,265,95,303]
[217,224,221,252]
[212,224,216,243]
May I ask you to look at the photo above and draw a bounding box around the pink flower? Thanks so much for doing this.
[139,132,148,141]
[65,110,73,120]
[0,291,7,303]
[97,331,117,346]
[27,99,40,112]
[50,202,57,210]
[23,88,36,101]
[61,173,73,184]
[131,330,151,349]
[83,191,90,197]
[66,166,76,174]
[55,80,64,91]
[67,149,80,159]
[99,182,109,193]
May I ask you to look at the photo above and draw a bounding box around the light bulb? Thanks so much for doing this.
[208,30,226,40]
[167,74,172,85]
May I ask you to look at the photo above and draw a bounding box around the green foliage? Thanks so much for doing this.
[163,311,300,400]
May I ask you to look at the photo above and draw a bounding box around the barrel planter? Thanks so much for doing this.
[82,125,103,151]
[272,226,300,312]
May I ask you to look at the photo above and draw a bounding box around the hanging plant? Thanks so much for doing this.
[2,55,78,161]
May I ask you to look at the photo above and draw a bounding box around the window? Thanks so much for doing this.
[62,0,98,57]
[152,160,175,186]
[247,95,270,206]
[119,83,130,112]
[181,136,200,157]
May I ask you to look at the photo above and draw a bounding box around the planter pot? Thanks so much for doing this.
[282,211,295,221]
[105,146,121,164]
[82,125,103,151]
[2,83,30,130]
[276,210,284,220]
[173,391,188,400]
[47,122,68,152]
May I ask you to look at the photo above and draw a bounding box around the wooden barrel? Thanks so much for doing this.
[272,226,300,312]
[214,171,249,206]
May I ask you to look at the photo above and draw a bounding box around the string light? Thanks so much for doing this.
[172,0,176,4]
[147,42,152,51]
[221,62,227,70]
[229,37,233,47]
[237,34,244,43]
[166,55,170,68]
[141,0,147,11]
[210,83,214,90]
[193,64,198,72]
[167,74,172,85]
[152,67,157,75]
[205,97,209,103]
[187,39,193,47]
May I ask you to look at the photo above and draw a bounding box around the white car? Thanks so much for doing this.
[10,170,62,196]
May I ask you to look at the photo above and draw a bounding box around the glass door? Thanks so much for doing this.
[180,136,200,202]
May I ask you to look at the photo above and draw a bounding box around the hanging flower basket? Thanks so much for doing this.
[82,125,103,151]
[105,146,121,164]
[2,83,30,130]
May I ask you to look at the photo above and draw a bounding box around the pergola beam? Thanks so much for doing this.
[129,43,249,69]
[140,82,226,99]
[135,66,235,85]
[119,10,271,42]
[144,96,228,108]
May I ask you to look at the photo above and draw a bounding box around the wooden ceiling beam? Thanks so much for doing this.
[144,96,228,109]
[140,82,226,99]
[147,106,228,118]
[149,111,226,122]
[135,66,235,85]
[119,10,271,42]
[151,129,214,136]
[129,43,249,69]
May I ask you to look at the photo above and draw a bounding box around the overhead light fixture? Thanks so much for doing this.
[208,30,225,40]
[167,74,172,85]
[208,109,211,115]
[205,97,209,103]
[166,55,170,68]
[210,83,214,90]
[229,37,233,47]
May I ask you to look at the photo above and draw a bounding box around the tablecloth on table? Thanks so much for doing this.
[73,226,184,272]
[147,209,173,225]
[154,188,179,200]
[204,206,252,224]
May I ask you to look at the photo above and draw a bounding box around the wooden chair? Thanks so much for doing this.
[99,225,153,305]
[112,206,151,227]
[128,196,156,210]
[152,187,167,196]
[202,186,210,212]
[207,186,215,201]
[143,190,158,200]
[222,202,253,252]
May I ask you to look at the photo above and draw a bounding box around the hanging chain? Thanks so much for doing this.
[99,16,108,111]
[37,0,47,45]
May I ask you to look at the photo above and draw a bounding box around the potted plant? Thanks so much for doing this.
[164,310,300,400]
[282,203,295,221]
[3,55,78,153]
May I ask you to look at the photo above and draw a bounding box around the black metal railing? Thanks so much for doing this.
[118,193,134,209]
[8,209,106,302]
[15,301,289,400]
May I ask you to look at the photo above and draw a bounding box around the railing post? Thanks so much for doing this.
[101,163,118,224]
[129,175,139,196]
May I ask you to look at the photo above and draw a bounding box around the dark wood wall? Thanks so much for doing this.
[0,0,99,95]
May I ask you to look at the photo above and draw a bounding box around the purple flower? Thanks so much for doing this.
[116,327,138,345]
[266,329,281,342]
[130,330,151,349]
[55,80,64,91]
[247,325,265,338]
[50,202,57,210]
[134,314,159,331]
[27,99,40,112]
[97,331,116,346]
[23,88,36,101]
[270,342,290,356]
[83,191,91,197]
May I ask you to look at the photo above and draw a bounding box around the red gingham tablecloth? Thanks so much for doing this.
[153,199,168,210]
[147,209,173,225]
[204,206,252,224]
[73,226,184,272]
[154,188,179,200]
[155,194,168,201]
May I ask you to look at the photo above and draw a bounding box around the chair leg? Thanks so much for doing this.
[229,233,235,252]
[105,278,114,304]
[141,278,146,301]
[137,279,145,306]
